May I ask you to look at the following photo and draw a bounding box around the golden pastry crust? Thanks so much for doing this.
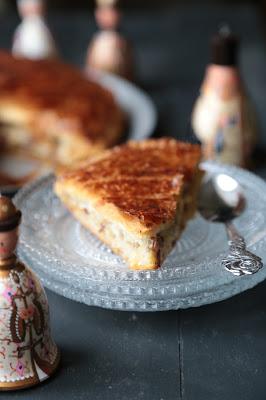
[55,138,202,234]
[54,139,202,270]
[0,51,124,166]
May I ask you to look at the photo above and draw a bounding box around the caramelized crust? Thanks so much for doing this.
[64,138,201,181]
[55,138,202,269]
[0,51,124,165]
[56,138,201,231]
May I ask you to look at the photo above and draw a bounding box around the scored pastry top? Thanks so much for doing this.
[56,138,201,230]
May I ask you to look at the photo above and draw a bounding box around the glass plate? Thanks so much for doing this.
[14,162,266,311]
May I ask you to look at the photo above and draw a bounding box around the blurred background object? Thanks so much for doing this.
[1,0,264,11]
[0,0,265,163]
[191,27,258,167]
[12,0,58,59]
[86,0,134,80]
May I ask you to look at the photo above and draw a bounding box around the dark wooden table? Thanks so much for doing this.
[2,4,266,399]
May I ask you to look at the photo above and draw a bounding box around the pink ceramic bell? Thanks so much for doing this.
[86,0,134,80]
[12,0,58,60]
[0,196,59,390]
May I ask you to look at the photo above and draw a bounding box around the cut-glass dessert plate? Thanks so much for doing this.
[14,162,266,311]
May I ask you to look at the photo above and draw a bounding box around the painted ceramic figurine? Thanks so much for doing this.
[12,0,58,60]
[192,28,257,167]
[86,0,134,80]
[0,196,59,390]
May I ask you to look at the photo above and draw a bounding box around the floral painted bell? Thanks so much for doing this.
[0,196,59,390]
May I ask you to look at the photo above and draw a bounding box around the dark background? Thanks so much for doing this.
[2,0,266,11]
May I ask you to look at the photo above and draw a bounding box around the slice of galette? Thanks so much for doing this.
[54,138,202,270]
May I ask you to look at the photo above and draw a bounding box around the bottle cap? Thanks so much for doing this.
[96,0,118,7]
[211,25,239,66]
[0,196,21,232]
